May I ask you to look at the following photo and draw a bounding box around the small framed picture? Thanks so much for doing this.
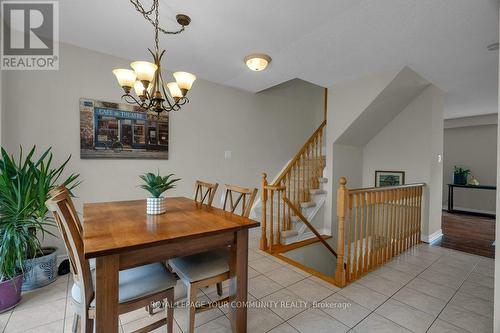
[375,170,405,187]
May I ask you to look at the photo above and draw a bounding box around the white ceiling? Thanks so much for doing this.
[59,0,499,119]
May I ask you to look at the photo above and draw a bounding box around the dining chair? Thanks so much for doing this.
[168,183,257,333]
[194,180,219,206]
[46,186,177,333]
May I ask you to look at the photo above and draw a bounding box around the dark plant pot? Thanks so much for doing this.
[21,247,58,291]
[454,174,467,185]
[0,275,23,313]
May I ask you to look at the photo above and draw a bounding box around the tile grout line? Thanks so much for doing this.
[424,260,483,333]
[348,248,445,332]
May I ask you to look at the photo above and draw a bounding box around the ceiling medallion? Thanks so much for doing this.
[112,0,196,115]
[244,53,272,71]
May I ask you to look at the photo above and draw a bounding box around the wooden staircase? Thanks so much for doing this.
[259,120,334,254]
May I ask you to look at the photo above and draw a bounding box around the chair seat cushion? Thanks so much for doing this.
[71,263,176,307]
[169,249,229,283]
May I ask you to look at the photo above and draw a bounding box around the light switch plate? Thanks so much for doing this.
[224,151,232,160]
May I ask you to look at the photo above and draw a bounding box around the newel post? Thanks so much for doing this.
[260,173,268,251]
[335,177,347,287]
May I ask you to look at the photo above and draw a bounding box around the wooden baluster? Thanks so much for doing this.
[277,188,281,246]
[395,189,400,254]
[389,190,396,260]
[347,194,353,282]
[335,177,347,287]
[301,154,306,202]
[406,188,411,250]
[401,188,407,252]
[269,189,274,252]
[402,188,407,251]
[381,191,387,262]
[375,191,381,265]
[357,193,363,276]
[352,193,359,279]
[282,186,286,232]
[370,192,376,269]
[410,187,416,248]
[416,187,421,245]
[287,176,291,230]
[260,173,268,251]
[363,192,368,272]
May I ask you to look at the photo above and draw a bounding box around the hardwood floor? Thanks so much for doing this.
[435,211,495,258]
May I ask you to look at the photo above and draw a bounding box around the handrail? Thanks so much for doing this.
[282,195,337,258]
[259,119,327,252]
[273,120,326,186]
[335,177,425,287]
[348,183,426,194]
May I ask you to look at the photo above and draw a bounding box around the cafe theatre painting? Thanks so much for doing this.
[80,99,168,159]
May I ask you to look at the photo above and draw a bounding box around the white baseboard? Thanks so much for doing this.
[421,229,443,244]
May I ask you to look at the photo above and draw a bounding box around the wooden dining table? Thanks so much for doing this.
[83,197,260,333]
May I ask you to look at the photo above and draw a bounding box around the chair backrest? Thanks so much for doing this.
[222,184,258,218]
[194,180,219,206]
[46,185,94,309]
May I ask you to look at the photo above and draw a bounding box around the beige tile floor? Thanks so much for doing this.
[1,229,494,333]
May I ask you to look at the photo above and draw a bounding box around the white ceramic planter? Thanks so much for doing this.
[147,197,166,215]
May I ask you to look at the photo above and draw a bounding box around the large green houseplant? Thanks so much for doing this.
[0,146,79,311]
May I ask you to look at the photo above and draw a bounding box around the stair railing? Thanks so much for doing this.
[260,120,326,252]
[335,177,425,287]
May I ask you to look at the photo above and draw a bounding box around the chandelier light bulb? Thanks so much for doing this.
[112,69,137,89]
[244,54,271,71]
[131,61,158,82]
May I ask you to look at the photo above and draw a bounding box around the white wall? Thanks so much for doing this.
[494,8,500,329]
[442,123,497,213]
[362,85,444,239]
[324,70,398,233]
[1,43,324,254]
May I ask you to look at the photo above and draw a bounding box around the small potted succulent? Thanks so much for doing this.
[453,166,470,185]
[139,171,180,215]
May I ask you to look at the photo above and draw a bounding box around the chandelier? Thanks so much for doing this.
[112,0,196,114]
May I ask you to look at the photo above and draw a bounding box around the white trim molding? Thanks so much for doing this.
[421,229,443,244]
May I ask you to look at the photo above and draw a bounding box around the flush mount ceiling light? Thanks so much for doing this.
[112,0,196,115]
[244,53,272,71]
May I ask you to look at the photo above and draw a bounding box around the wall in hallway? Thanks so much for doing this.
[442,119,497,213]
[361,85,444,240]
[1,42,325,254]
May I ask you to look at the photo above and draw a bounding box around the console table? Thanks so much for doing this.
[447,184,496,218]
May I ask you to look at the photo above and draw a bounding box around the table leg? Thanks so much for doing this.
[229,229,249,333]
[95,255,119,332]
[448,186,453,213]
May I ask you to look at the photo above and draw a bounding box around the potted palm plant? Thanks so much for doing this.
[139,172,180,215]
[0,147,79,310]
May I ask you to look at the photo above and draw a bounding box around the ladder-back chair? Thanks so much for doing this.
[46,186,176,333]
[169,182,257,333]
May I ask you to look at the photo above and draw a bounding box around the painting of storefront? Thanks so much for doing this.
[80,99,169,159]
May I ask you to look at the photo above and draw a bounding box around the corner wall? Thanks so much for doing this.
[362,85,444,240]
[1,42,324,254]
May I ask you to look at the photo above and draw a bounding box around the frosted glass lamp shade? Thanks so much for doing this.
[244,54,271,71]
[167,82,183,98]
[173,71,196,91]
[131,61,158,82]
[112,69,137,88]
